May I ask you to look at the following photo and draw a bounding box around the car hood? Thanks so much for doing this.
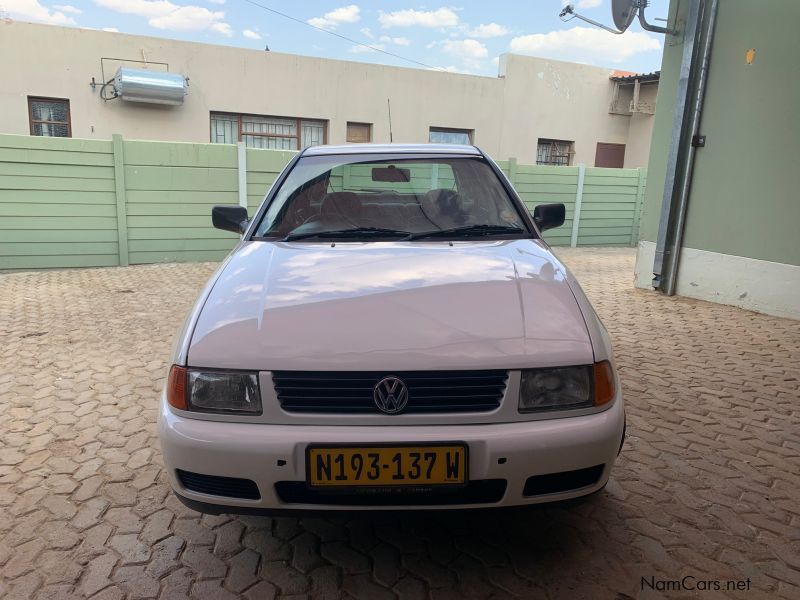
[188,239,594,370]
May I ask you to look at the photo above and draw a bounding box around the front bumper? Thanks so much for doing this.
[158,395,624,512]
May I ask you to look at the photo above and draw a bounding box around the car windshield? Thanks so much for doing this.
[252,154,530,240]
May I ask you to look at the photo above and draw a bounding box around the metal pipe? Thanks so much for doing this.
[637,5,674,34]
[652,0,702,288]
[662,0,719,295]
[560,7,625,34]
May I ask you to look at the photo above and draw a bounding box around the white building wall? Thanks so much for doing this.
[0,21,655,165]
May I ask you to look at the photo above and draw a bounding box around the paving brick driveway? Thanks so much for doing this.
[1,247,799,600]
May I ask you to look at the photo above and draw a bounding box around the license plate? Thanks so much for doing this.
[306,444,468,487]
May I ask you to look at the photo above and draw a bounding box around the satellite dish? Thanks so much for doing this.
[559,0,672,35]
[611,0,638,33]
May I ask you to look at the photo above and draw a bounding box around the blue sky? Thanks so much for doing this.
[4,1,669,75]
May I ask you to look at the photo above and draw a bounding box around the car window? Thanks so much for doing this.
[253,154,529,239]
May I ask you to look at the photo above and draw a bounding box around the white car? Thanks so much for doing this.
[159,144,624,513]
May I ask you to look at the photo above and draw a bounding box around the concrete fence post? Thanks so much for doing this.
[237,142,248,210]
[508,156,518,185]
[570,163,586,247]
[111,134,129,267]
[343,164,353,190]
[631,168,646,246]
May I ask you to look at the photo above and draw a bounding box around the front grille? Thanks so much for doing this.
[522,464,604,497]
[274,480,507,505]
[177,469,260,500]
[272,370,508,414]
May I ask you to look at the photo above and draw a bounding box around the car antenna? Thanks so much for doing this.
[387,98,393,143]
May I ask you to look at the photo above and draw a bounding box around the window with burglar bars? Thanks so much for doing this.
[28,97,71,137]
[536,138,574,166]
[210,112,326,150]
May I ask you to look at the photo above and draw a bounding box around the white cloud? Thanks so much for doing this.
[95,0,174,18]
[3,0,77,24]
[207,0,225,3]
[307,4,360,30]
[53,4,82,13]
[149,7,224,32]
[509,26,661,65]
[349,43,384,54]
[210,21,231,36]
[102,26,118,31]
[94,0,231,34]
[578,0,603,8]
[379,7,458,29]
[442,38,488,68]
[242,29,261,40]
[360,26,373,39]
[379,35,410,46]
[467,22,509,38]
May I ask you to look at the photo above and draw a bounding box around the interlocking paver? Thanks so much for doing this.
[225,549,260,593]
[1,248,799,599]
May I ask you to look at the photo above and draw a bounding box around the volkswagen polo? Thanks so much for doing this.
[158,144,624,513]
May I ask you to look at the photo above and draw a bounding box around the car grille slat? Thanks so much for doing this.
[273,370,508,414]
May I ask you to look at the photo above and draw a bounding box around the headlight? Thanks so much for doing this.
[518,361,615,412]
[167,366,262,414]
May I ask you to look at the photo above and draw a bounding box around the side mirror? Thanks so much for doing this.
[532,203,566,232]
[212,205,249,234]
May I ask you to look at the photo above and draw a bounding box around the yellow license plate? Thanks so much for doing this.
[307,445,468,487]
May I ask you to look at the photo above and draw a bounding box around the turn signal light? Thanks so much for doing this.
[167,365,188,410]
[593,360,616,406]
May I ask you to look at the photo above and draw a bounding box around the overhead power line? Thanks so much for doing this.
[241,0,441,71]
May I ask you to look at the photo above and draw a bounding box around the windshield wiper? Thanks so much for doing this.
[405,224,525,241]
[283,227,412,241]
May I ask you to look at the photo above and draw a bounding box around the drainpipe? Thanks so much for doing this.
[653,0,719,295]
[662,0,719,295]
[652,0,702,290]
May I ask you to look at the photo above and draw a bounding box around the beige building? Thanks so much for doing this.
[0,21,657,167]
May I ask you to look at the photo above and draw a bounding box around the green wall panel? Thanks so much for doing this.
[639,0,798,266]
[124,140,238,168]
[0,254,120,270]
[0,133,646,269]
[123,166,238,192]
[0,190,117,205]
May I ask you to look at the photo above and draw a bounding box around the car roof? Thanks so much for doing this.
[302,143,483,157]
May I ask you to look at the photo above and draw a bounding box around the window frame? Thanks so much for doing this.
[346,121,372,143]
[210,111,328,149]
[536,138,575,167]
[428,127,474,145]
[594,142,626,168]
[28,96,72,138]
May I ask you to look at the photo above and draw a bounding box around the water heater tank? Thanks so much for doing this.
[113,68,187,105]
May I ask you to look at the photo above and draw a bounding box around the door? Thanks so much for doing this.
[595,143,626,168]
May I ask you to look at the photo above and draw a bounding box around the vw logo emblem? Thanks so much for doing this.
[373,376,409,414]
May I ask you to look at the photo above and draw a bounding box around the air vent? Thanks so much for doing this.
[177,470,260,500]
[522,464,605,497]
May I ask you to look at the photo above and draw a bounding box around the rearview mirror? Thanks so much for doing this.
[532,203,566,232]
[372,166,410,182]
[212,205,249,234]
